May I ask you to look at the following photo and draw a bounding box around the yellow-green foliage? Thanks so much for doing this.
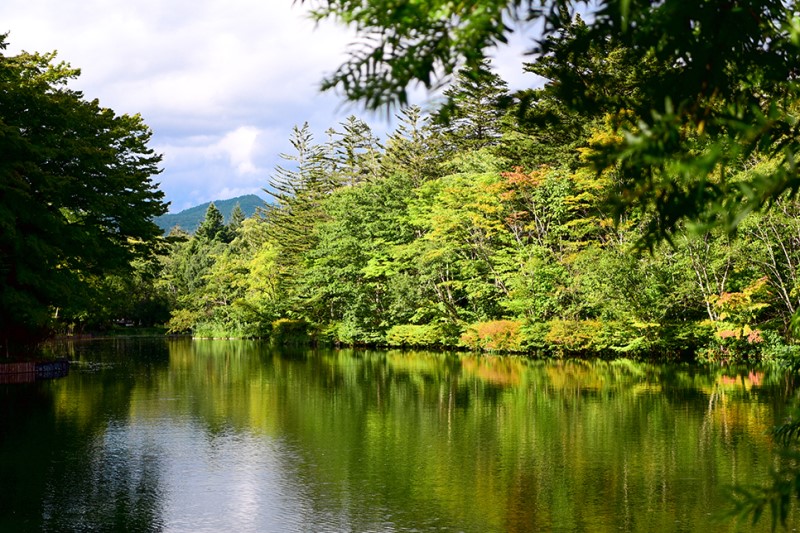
[544,319,604,354]
[271,319,309,345]
[460,320,524,352]
[167,309,201,334]
[708,277,769,341]
[386,324,447,348]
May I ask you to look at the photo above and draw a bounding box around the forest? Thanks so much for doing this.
[3,2,800,367]
[134,15,800,365]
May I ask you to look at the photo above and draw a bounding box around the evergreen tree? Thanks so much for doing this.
[382,106,446,186]
[328,115,382,186]
[222,203,246,243]
[195,203,225,242]
[262,123,333,304]
[432,60,510,152]
[228,203,245,231]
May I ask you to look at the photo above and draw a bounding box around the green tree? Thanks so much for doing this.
[300,173,416,343]
[0,38,166,343]
[189,217,279,338]
[263,123,333,304]
[404,161,512,325]
[432,60,510,152]
[738,189,800,330]
[327,115,382,186]
[381,105,446,186]
[91,256,172,329]
[226,203,246,235]
[195,202,225,242]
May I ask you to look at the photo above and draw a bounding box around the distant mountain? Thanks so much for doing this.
[154,194,265,234]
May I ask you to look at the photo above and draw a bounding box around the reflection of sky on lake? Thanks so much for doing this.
[150,421,306,532]
[112,412,369,533]
[38,410,338,531]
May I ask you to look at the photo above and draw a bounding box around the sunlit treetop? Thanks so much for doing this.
[302,0,800,245]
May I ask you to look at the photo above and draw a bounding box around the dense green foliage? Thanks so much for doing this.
[153,194,263,234]
[0,36,167,344]
[153,58,800,370]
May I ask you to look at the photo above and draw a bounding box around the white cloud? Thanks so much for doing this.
[0,0,541,211]
[216,126,262,175]
[0,0,358,208]
[157,126,264,175]
[153,125,281,209]
[2,1,352,116]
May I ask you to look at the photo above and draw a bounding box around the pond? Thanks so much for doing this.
[0,337,797,532]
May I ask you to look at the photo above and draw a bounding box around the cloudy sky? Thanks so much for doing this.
[1,1,536,212]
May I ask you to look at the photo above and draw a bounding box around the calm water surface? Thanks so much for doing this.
[1,338,797,532]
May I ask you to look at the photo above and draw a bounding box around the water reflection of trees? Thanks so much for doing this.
[154,342,798,531]
[10,339,798,532]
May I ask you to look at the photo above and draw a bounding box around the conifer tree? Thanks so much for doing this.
[432,60,510,152]
[263,123,334,303]
[382,106,445,186]
[223,203,246,242]
[264,123,331,253]
[195,203,225,242]
[327,116,382,186]
[228,203,245,230]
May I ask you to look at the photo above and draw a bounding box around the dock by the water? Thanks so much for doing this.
[0,359,70,384]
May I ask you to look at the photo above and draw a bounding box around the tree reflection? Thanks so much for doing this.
[2,339,796,531]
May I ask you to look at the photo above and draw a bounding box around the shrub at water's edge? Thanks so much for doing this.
[386,324,459,349]
[163,312,800,366]
[460,320,523,352]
